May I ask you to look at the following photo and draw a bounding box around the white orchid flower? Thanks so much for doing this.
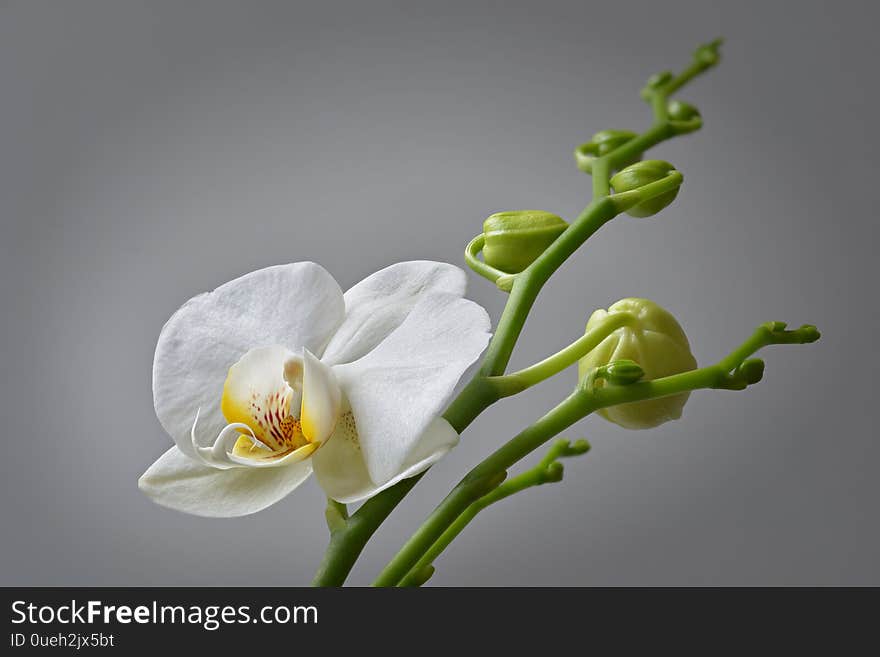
[139,261,491,517]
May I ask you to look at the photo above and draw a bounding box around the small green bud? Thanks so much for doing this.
[762,320,788,334]
[797,325,821,343]
[482,210,568,274]
[578,298,697,430]
[591,129,639,157]
[642,71,674,97]
[568,439,591,455]
[736,358,765,385]
[544,461,564,483]
[694,39,722,67]
[667,99,701,122]
[610,160,680,218]
[601,359,645,385]
[575,129,642,172]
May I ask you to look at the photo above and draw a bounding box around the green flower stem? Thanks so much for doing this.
[592,158,611,197]
[400,564,436,587]
[717,321,820,373]
[663,39,723,96]
[311,376,502,586]
[398,439,591,587]
[311,40,723,587]
[464,233,508,288]
[323,498,348,533]
[610,122,675,167]
[651,93,669,123]
[477,198,618,378]
[373,392,589,587]
[311,474,422,586]
[498,313,634,390]
[374,323,819,586]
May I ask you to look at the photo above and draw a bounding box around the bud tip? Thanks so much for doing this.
[544,462,564,483]
[738,358,765,385]
[798,325,821,343]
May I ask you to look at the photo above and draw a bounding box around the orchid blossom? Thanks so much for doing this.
[139,261,491,517]
[136,41,821,587]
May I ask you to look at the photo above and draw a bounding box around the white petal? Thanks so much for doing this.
[321,261,466,366]
[300,349,342,444]
[313,417,459,504]
[153,263,344,459]
[332,292,491,485]
[138,447,313,517]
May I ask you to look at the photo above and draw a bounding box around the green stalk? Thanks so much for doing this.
[499,313,633,389]
[311,475,421,586]
[397,439,591,587]
[311,38,725,588]
[376,324,819,586]
[311,195,616,586]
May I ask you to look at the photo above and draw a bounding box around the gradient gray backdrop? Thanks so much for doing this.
[1,1,876,586]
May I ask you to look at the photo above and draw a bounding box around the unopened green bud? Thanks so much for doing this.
[543,461,564,483]
[578,298,697,430]
[568,439,591,455]
[610,160,680,217]
[591,129,639,157]
[762,320,788,334]
[641,71,674,99]
[575,129,642,172]
[601,359,645,385]
[482,210,568,274]
[797,325,821,343]
[694,39,722,67]
[667,99,701,122]
[736,358,765,385]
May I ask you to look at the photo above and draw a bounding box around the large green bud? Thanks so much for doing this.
[610,160,680,218]
[578,298,697,430]
[481,210,568,274]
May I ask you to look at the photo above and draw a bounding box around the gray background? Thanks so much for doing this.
[1,0,876,586]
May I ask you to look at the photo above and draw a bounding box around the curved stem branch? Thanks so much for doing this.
[497,312,633,391]
[373,322,818,586]
[398,438,590,587]
[464,233,511,289]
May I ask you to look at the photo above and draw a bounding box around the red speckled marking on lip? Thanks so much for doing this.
[245,386,307,452]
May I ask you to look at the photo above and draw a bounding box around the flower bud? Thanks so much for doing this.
[736,358,765,385]
[543,461,564,483]
[610,160,680,218]
[694,39,722,67]
[640,71,674,99]
[601,359,645,385]
[482,210,568,274]
[575,129,641,172]
[578,298,697,430]
[667,99,701,122]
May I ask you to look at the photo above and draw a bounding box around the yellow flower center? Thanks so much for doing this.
[222,381,314,462]
[218,345,342,465]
